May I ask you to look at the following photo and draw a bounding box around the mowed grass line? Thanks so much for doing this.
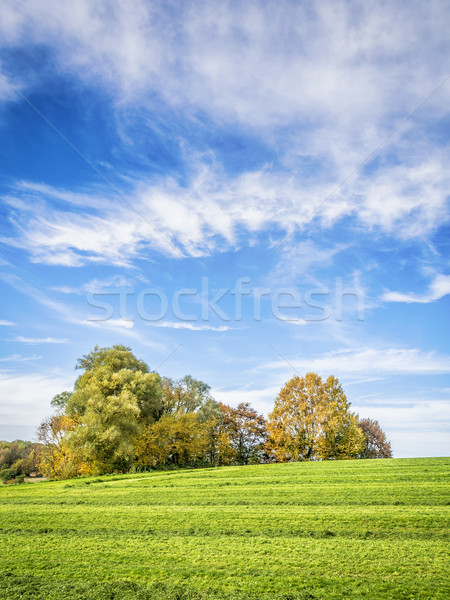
[0,458,449,599]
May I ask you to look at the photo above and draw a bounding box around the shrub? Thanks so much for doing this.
[0,467,17,483]
[12,457,34,476]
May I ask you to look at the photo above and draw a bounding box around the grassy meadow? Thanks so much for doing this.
[0,457,448,599]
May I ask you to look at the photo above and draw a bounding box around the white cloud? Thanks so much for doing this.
[0,273,167,351]
[352,398,450,458]
[3,150,449,267]
[354,159,450,238]
[0,2,449,265]
[266,240,349,286]
[382,273,450,304]
[0,354,42,362]
[52,275,132,295]
[87,318,134,330]
[265,346,450,376]
[149,321,232,332]
[16,336,68,344]
[0,370,74,426]
[212,385,281,414]
[1,1,449,131]
[0,320,15,326]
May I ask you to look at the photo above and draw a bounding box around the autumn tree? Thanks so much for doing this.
[67,345,162,425]
[266,373,364,462]
[358,418,392,458]
[37,415,81,478]
[0,440,42,480]
[160,375,214,415]
[219,402,267,464]
[45,345,162,475]
[196,398,224,465]
[135,413,208,468]
[50,391,73,413]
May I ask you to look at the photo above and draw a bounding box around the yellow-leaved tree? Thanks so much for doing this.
[135,412,208,468]
[37,415,87,479]
[266,373,364,461]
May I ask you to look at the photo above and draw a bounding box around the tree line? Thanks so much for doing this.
[3,344,392,483]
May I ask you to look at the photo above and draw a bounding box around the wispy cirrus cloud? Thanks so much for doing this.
[0,2,449,267]
[149,321,232,332]
[51,275,132,295]
[0,353,42,362]
[265,346,450,376]
[87,318,134,330]
[16,336,68,344]
[0,272,164,350]
[1,1,449,131]
[382,273,450,304]
[2,150,449,267]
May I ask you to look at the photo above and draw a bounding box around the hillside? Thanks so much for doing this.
[0,457,448,599]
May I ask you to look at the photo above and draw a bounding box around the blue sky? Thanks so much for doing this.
[0,0,449,457]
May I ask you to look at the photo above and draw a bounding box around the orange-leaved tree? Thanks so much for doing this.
[218,402,267,465]
[358,418,392,458]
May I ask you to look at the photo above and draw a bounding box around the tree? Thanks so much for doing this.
[358,418,392,458]
[69,386,142,474]
[67,345,162,425]
[196,398,224,465]
[37,415,82,479]
[160,375,214,415]
[135,413,208,468]
[0,440,42,476]
[219,402,267,464]
[75,344,149,373]
[266,373,365,462]
[50,391,73,413]
[55,345,162,475]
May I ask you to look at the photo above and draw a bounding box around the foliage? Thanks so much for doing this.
[75,344,149,373]
[67,345,162,425]
[266,373,365,461]
[50,345,163,475]
[358,418,393,458]
[135,413,208,468]
[160,375,214,415]
[0,458,448,599]
[0,467,17,483]
[218,402,267,464]
[37,416,82,479]
[193,398,224,465]
[0,440,41,476]
[50,391,73,413]
[37,346,391,478]
[69,387,141,474]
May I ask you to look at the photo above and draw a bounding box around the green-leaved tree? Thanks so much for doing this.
[65,345,162,474]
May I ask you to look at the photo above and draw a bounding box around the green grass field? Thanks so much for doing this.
[0,457,448,599]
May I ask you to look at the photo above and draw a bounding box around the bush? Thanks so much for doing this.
[0,467,18,483]
[12,457,34,476]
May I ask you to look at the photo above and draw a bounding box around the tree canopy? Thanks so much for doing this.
[266,373,365,461]
[30,346,392,481]
[63,346,161,474]
[358,418,392,459]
